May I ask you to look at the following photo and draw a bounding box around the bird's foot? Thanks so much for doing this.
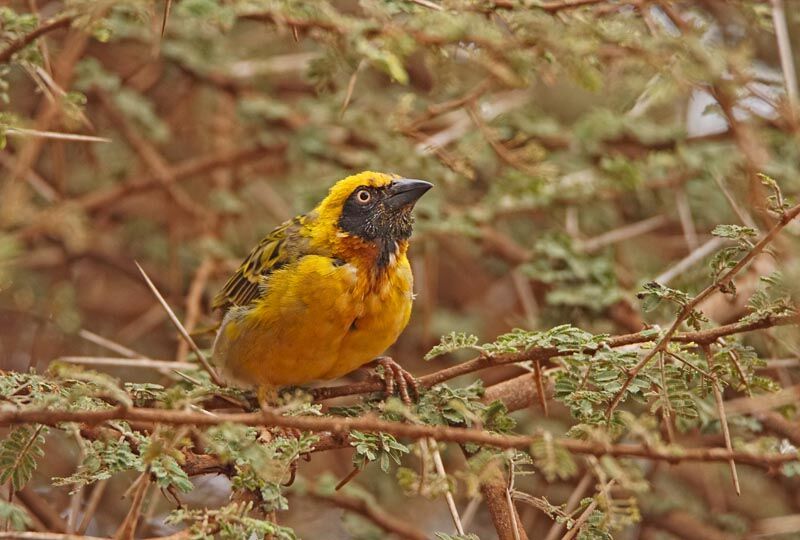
[369,356,419,405]
[254,385,303,438]
[256,384,279,411]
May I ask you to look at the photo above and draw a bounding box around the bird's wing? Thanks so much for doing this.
[212,216,306,310]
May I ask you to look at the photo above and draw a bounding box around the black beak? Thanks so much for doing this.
[386,179,433,210]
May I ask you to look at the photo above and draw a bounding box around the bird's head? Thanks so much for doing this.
[312,171,432,267]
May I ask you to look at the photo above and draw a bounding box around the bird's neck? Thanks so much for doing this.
[333,235,409,274]
[305,213,410,275]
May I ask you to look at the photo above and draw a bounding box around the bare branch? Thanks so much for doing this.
[134,262,223,386]
[309,491,428,540]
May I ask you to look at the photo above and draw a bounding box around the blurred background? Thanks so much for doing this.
[1,0,800,538]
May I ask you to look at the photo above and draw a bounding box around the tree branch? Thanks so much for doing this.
[0,406,795,468]
[308,491,428,540]
[311,312,799,401]
[606,202,800,418]
[0,14,75,65]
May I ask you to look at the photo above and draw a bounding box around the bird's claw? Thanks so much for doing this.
[372,356,419,405]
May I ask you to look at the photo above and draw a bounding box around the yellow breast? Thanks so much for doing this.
[212,251,414,388]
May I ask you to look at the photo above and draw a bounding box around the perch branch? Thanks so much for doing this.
[0,407,796,468]
[311,312,799,400]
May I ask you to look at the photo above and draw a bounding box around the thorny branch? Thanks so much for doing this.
[0,13,75,65]
[0,403,796,468]
[311,312,799,400]
[605,201,800,419]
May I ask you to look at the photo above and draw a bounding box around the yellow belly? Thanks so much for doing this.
[212,255,413,388]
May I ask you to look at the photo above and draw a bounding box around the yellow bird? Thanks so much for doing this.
[211,171,432,404]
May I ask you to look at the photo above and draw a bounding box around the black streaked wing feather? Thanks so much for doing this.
[212,216,305,310]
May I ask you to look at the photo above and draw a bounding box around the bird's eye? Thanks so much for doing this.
[355,189,371,204]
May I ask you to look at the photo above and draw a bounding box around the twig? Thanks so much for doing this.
[0,152,59,202]
[340,59,365,117]
[533,360,548,416]
[654,237,726,285]
[66,432,84,533]
[750,514,800,538]
[113,472,150,540]
[466,103,539,175]
[78,330,143,359]
[606,201,800,420]
[578,215,668,253]
[16,145,284,243]
[771,0,799,108]
[404,80,491,130]
[16,489,67,534]
[75,144,283,212]
[724,383,800,416]
[0,13,75,64]
[0,534,107,540]
[675,187,698,251]
[665,350,712,379]
[460,495,483,530]
[716,338,751,396]
[537,0,614,13]
[703,344,740,495]
[134,262,224,386]
[309,491,427,540]
[712,175,759,230]
[505,462,521,540]
[77,480,108,534]
[334,467,361,491]
[4,128,110,143]
[560,497,597,540]
[161,0,173,37]
[543,473,593,540]
[422,438,465,535]
[409,0,444,10]
[176,257,214,363]
[658,352,676,444]
[57,356,197,371]
[756,411,800,447]
[650,510,737,540]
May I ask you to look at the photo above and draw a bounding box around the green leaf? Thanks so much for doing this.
[0,501,31,531]
[425,332,482,360]
[350,431,409,472]
[54,437,141,491]
[711,224,757,241]
[530,432,577,482]
[0,425,48,491]
[636,281,690,312]
[167,501,297,540]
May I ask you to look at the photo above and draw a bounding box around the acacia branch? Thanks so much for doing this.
[0,14,75,65]
[311,312,799,400]
[606,202,800,418]
[0,406,795,468]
